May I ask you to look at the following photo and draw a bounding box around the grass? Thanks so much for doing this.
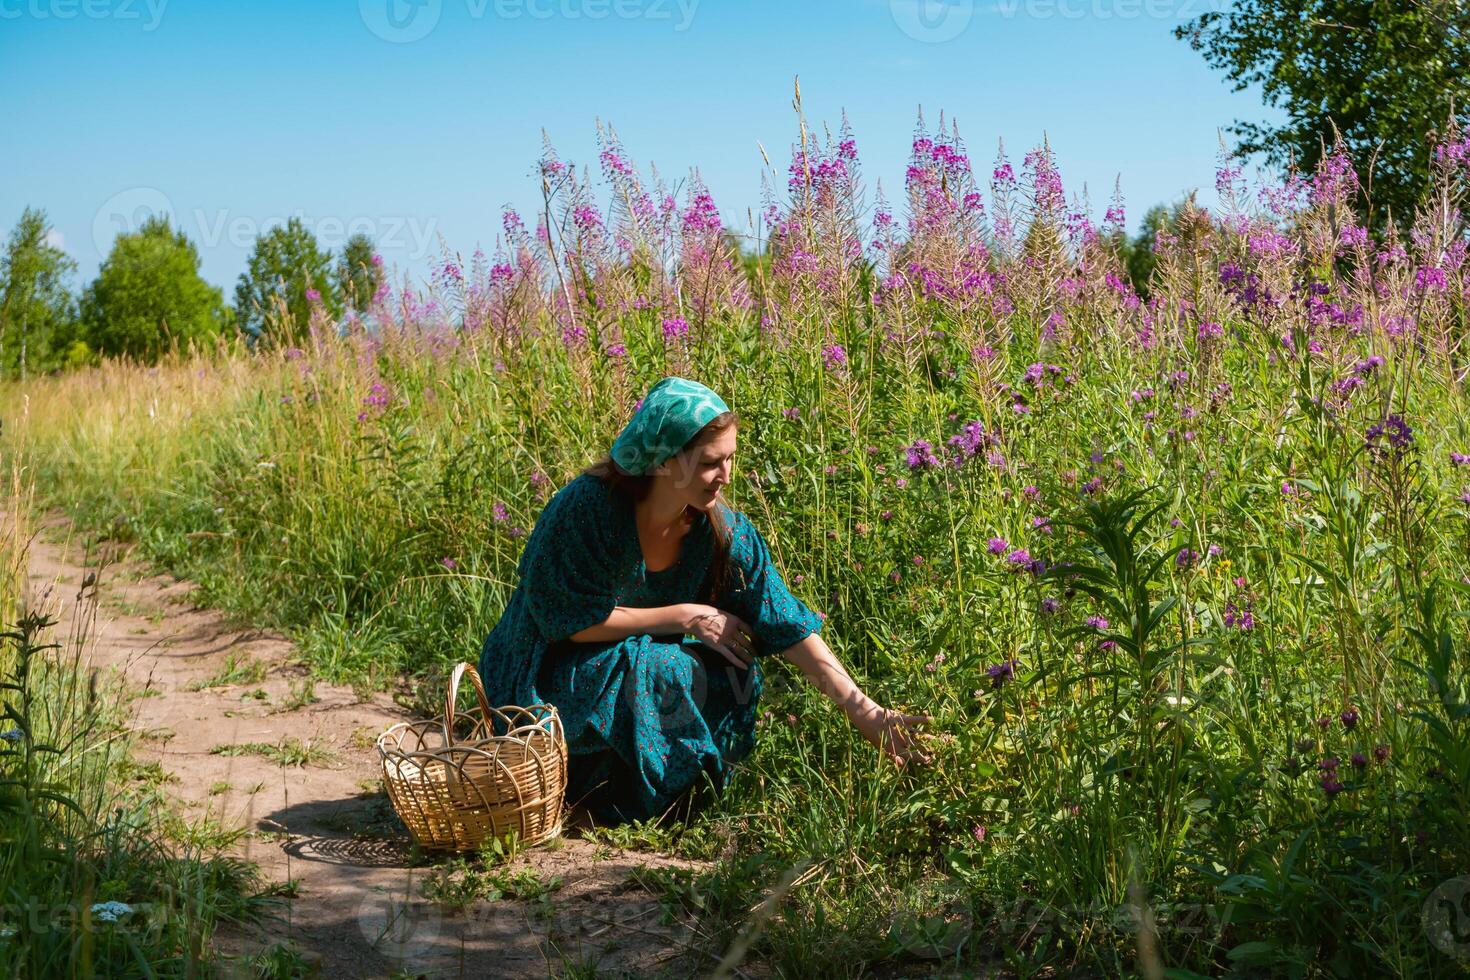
[274,674,320,712]
[0,477,279,977]
[209,737,335,767]
[186,651,269,690]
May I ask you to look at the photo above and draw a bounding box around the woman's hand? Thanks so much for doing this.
[852,704,935,767]
[684,603,758,669]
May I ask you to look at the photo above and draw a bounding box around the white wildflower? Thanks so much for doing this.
[90,901,133,923]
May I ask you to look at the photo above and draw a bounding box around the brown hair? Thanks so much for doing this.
[580,411,741,605]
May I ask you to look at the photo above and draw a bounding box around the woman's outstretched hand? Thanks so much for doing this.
[853,704,935,767]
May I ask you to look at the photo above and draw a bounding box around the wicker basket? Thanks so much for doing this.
[377,662,567,852]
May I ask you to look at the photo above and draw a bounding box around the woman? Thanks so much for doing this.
[478,376,931,824]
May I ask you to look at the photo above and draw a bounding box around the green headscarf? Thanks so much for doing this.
[610,376,731,476]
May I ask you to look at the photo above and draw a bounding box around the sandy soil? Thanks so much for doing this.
[18,510,731,979]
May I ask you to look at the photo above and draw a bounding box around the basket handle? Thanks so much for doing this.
[444,662,494,745]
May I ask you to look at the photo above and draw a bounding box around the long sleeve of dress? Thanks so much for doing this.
[518,476,625,644]
[722,509,824,656]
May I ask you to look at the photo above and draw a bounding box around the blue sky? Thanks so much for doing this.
[1,0,1280,293]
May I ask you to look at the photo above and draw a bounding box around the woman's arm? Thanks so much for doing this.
[779,631,932,765]
[568,604,695,643]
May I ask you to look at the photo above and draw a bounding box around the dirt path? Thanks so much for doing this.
[19,510,722,979]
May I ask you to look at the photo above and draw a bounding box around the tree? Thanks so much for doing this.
[234,217,341,343]
[335,232,382,314]
[0,207,79,379]
[1116,201,1190,299]
[80,215,227,362]
[1177,0,1470,228]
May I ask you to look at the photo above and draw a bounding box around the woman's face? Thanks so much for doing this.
[661,425,737,510]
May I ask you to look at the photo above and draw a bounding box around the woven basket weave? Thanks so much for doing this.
[377,662,567,852]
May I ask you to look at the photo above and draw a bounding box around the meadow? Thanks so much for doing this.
[3,110,1470,976]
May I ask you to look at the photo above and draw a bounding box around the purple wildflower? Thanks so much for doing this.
[904,440,943,470]
[1223,600,1255,631]
[986,659,1020,689]
[987,537,1009,555]
[1340,708,1359,731]
[1365,414,1415,458]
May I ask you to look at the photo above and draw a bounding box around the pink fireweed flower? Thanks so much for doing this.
[1339,224,1369,250]
[362,382,390,409]
[661,316,689,343]
[1416,267,1448,292]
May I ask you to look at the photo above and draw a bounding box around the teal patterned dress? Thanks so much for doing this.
[477,473,824,824]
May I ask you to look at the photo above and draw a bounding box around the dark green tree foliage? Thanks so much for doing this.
[1177,0,1470,228]
[80,215,226,362]
[335,232,381,314]
[234,217,342,344]
[0,207,79,379]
